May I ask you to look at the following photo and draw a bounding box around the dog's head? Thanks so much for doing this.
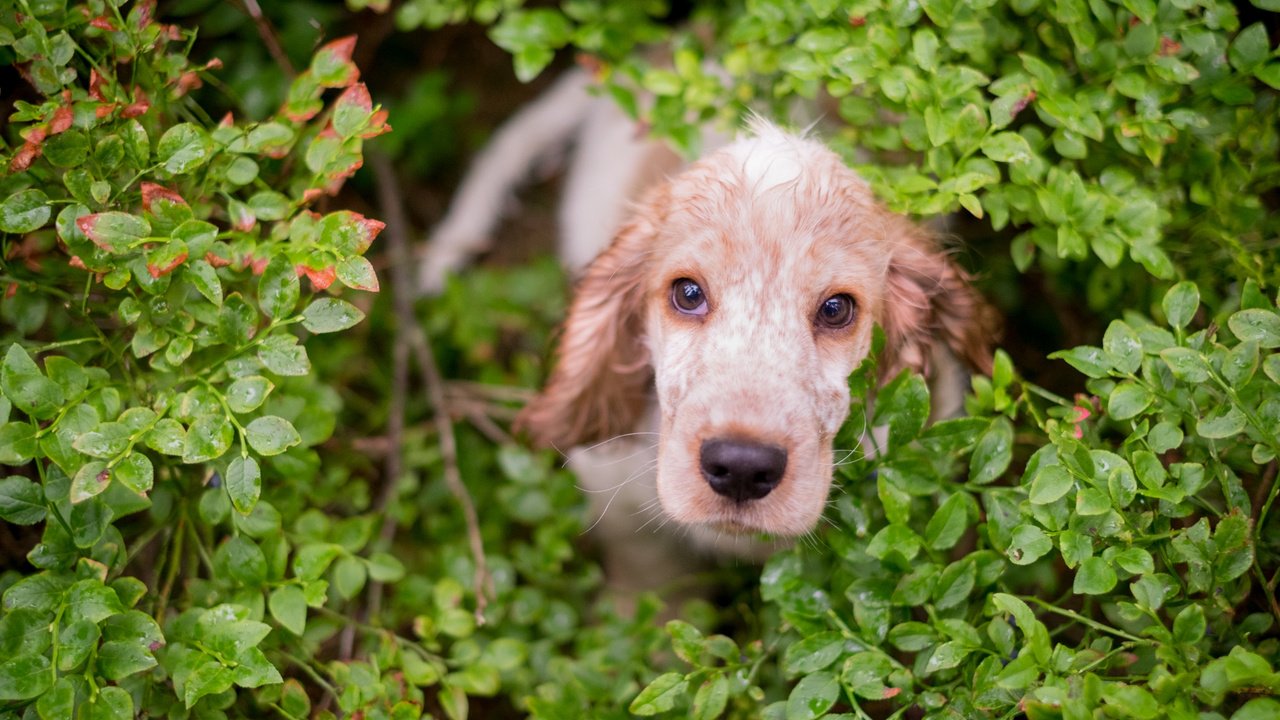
[520,122,992,537]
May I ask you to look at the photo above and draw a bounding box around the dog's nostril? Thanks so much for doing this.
[699,439,787,502]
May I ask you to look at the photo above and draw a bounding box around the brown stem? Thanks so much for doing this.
[370,151,492,624]
[237,0,296,78]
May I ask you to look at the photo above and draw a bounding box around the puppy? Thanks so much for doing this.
[422,69,994,593]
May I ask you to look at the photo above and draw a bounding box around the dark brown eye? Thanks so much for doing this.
[671,278,708,316]
[816,294,856,329]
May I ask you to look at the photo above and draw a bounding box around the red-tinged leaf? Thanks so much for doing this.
[175,72,203,96]
[94,103,115,120]
[300,264,336,291]
[337,255,379,292]
[90,15,115,30]
[204,58,224,71]
[10,142,41,172]
[319,211,384,254]
[250,256,269,275]
[311,36,360,88]
[77,212,151,254]
[229,201,256,232]
[49,105,73,134]
[337,83,372,112]
[21,125,48,144]
[89,69,108,101]
[5,283,16,298]
[301,188,324,203]
[205,249,232,268]
[146,249,188,278]
[359,109,392,139]
[69,256,87,270]
[332,83,373,138]
[133,0,155,30]
[883,688,901,699]
[218,112,234,127]
[121,88,150,119]
[141,183,187,213]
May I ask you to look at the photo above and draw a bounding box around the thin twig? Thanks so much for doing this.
[370,151,492,624]
[238,0,295,78]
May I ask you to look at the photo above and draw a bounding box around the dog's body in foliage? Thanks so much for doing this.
[422,69,994,594]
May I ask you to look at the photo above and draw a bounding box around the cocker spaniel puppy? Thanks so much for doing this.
[423,70,994,591]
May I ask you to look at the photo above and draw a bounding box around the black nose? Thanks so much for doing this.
[699,438,787,502]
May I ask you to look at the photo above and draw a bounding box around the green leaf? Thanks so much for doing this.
[269,585,307,635]
[1197,405,1246,439]
[691,674,730,720]
[184,259,223,307]
[0,475,46,524]
[924,641,971,674]
[1107,382,1153,420]
[873,371,930,449]
[1162,281,1199,329]
[1228,309,1280,348]
[182,414,233,463]
[786,671,839,720]
[783,632,845,677]
[226,376,273,414]
[225,455,261,514]
[70,461,111,503]
[981,131,1033,163]
[1028,464,1073,505]
[1101,683,1159,720]
[66,578,124,625]
[969,417,1013,484]
[259,255,300,320]
[1073,556,1118,594]
[0,654,52,701]
[1160,347,1210,382]
[0,421,39,465]
[924,492,970,550]
[157,123,214,174]
[37,676,75,719]
[1007,523,1052,565]
[1049,345,1112,378]
[1103,320,1143,375]
[1173,604,1206,645]
[1228,22,1270,71]
[246,415,301,456]
[145,419,186,456]
[217,536,267,586]
[629,672,688,715]
[113,452,153,494]
[366,552,405,582]
[3,344,65,419]
[85,685,134,720]
[258,335,311,376]
[300,298,365,334]
[332,555,367,599]
[0,189,51,234]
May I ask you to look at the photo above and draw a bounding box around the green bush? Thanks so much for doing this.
[2,1,1279,719]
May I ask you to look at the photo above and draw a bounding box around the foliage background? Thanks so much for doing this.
[2,0,1280,719]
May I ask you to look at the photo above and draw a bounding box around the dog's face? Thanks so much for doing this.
[520,123,991,538]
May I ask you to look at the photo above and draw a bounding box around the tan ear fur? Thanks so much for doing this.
[879,216,997,381]
[517,207,658,448]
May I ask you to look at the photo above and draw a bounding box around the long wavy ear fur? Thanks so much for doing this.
[516,203,659,449]
[879,216,997,381]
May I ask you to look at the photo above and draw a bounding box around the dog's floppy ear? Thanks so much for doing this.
[517,201,659,449]
[879,216,996,381]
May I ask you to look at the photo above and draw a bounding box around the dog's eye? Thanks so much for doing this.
[671,278,708,316]
[816,294,856,329]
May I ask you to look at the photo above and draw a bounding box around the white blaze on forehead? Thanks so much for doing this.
[720,117,868,201]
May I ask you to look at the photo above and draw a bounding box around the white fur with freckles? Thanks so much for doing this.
[424,69,994,590]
